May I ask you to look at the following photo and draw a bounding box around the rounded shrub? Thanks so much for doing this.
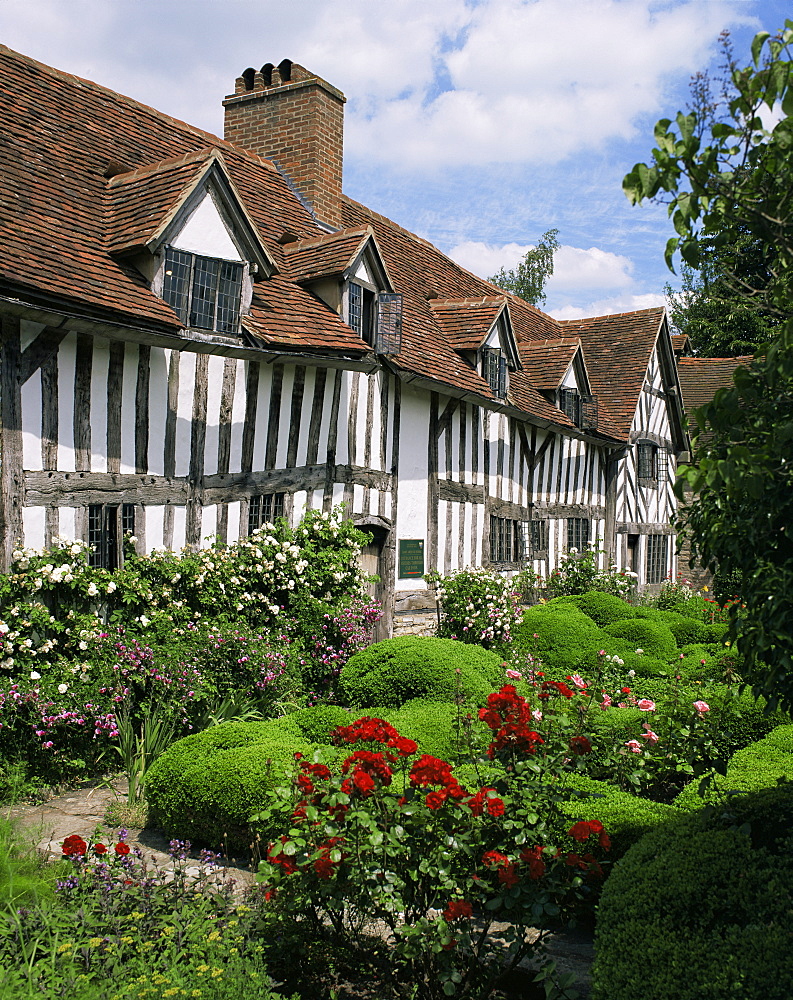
[592,784,793,1000]
[602,618,677,660]
[146,720,316,851]
[388,699,475,762]
[514,605,606,673]
[571,591,637,627]
[285,705,354,744]
[558,773,682,859]
[337,637,505,709]
[575,644,668,679]
[674,724,793,811]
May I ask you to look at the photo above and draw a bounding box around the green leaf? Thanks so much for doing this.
[751,31,771,66]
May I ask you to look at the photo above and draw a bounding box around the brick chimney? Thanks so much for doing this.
[223,59,345,231]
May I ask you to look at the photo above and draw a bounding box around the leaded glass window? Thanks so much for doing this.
[162,247,244,334]
[248,492,286,535]
[482,348,507,399]
[646,534,669,585]
[567,517,590,553]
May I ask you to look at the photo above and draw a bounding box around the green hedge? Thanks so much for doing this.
[558,773,682,859]
[146,720,316,852]
[674,724,793,810]
[602,618,678,659]
[337,637,505,709]
[592,784,793,1000]
[284,705,354,744]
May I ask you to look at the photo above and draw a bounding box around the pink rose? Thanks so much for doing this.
[637,699,656,712]
[693,700,710,715]
[600,693,613,710]
[569,674,587,689]
[640,724,659,744]
[624,740,643,753]
[506,669,523,680]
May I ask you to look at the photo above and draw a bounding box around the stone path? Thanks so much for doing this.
[4,779,594,998]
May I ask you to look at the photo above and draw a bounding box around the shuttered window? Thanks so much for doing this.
[162,247,244,334]
[646,534,669,585]
[375,292,403,355]
[530,519,548,553]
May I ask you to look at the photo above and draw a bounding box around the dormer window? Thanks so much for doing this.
[348,281,375,341]
[162,246,245,334]
[482,347,507,399]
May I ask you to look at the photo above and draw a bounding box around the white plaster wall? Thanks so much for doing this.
[56,334,76,472]
[335,372,352,466]
[275,367,295,471]
[20,320,44,353]
[561,363,578,389]
[228,361,247,474]
[147,349,168,477]
[252,364,272,472]
[352,484,365,512]
[59,507,76,542]
[201,504,217,544]
[22,506,45,551]
[292,490,307,525]
[317,371,335,466]
[172,506,187,552]
[395,388,429,589]
[295,368,317,468]
[21,368,42,472]
[146,506,165,551]
[90,339,110,473]
[226,501,241,545]
[203,355,226,476]
[172,192,242,261]
[174,352,196,478]
[119,344,138,474]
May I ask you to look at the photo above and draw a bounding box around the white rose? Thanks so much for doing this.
[58,683,68,694]
[87,582,99,597]
[106,582,117,594]
[30,671,41,680]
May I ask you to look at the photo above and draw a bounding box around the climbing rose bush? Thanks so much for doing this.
[254,685,610,999]
[426,567,527,648]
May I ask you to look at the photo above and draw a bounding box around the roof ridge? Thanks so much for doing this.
[106,148,217,186]
[430,296,506,308]
[0,43,280,177]
[284,226,372,253]
[558,305,666,325]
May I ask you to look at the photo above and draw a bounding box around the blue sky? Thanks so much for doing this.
[1,0,789,318]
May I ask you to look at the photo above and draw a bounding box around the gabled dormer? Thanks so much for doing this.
[283,227,402,354]
[518,337,597,430]
[106,148,276,337]
[430,297,520,401]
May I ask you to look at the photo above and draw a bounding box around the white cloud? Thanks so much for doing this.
[549,292,666,320]
[447,240,634,291]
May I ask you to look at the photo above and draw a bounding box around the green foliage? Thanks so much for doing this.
[145,720,316,851]
[624,21,793,712]
[674,723,793,810]
[426,567,527,649]
[569,591,637,627]
[544,548,636,599]
[285,704,353,744]
[388,699,478,763]
[514,605,605,672]
[337,637,505,709]
[487,227,560,307]
[558,774,683,859]
[0,818,62,911]
[592,784,793,1000]
[0,836,293,1000]
[603,618,678,660]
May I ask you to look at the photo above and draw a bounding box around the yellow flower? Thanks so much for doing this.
[210,969,223,979]
[206,930,221,942]
[120,936,134,944]
[57,942,73,953]
[160,925,175,938]
[89,938,104,948]
[191,993,202,998]
[162,990,181,997]
[153,975,168,985]
[195,965,209,975]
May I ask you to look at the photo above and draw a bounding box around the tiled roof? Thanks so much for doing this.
[558,309,666,439]
[106,149,216,254]
[0,44,366,353]
[429,297,507,351]
[677,356,752,411]
[0,43,677,438]
[284,227,372,283]
[519,337,582,390]
[670,333,693,358]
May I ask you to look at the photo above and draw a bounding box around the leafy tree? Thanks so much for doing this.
[623,22,793,711]
[488,227,560,306]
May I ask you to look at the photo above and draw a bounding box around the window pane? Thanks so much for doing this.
[190,256,220,329]
[349,282,362,335]
[162,248,192,323]
[216,261,243,333]
[567,517,590,552]
[122,504,136,537]
[646,534,669,584]
[637,443,658,480]
[248,495,262,535]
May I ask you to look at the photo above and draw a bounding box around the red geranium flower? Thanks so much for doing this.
[498,862,520,887]
[93,843,108,855]
[443,900,473,921]
[540,680,575,699]
[482,849,510,869]
[62,835,87,857]
[114,843,130,856]
[567,819,610,848]
[425,789,447,810]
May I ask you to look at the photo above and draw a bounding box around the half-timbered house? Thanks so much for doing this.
[0,49,687,635]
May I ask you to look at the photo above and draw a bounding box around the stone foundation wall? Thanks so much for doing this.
[392,590,438,638]
[676,488,714,592]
